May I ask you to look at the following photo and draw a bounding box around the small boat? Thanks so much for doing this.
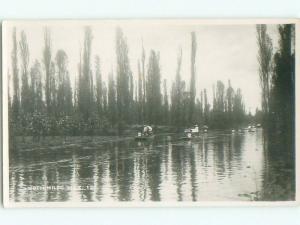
[248,126,256,132]
[180,132,192,140]
[185,125,199,134]
[134,132,154,141]
[202,125,209,133]
[238,129,244,134]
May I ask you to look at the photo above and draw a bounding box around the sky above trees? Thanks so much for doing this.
[5,20,279,113]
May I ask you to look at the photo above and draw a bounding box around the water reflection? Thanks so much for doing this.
[9,129,293,202]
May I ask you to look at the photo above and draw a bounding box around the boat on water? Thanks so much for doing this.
[134,125,154,141]
[135,134,155,141]
[247,125,256,132]
[184,125,199,134]
[180,128,203,140]
[180,124,209,140]
[180,132,192,140]
[134,126,154,141]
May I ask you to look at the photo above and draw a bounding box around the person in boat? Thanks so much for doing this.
[143,125,153,136]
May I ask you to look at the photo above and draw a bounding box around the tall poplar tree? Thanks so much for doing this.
[11,27,20,122]
[78,27,93,121]
[146,50,162,124]
[256,25,273,126]
[189,32,197,124]
[115,27,132,129]
[95,55,103,117]
[19,30,31,115]
[43,28,53,116]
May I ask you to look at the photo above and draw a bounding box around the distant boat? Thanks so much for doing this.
[135,132,154,141]
[202,125,208,133]
[180,132,195,140]
[184,125,199,135]
[191,125,199,134]
[248,127,256,132]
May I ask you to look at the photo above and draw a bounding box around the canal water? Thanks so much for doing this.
[9,128,287,202]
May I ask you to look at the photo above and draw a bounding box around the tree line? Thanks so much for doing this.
[8,26,249,138]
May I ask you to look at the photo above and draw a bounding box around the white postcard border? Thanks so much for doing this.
[2,18,300,207]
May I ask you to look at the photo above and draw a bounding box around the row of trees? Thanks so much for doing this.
[8,26,249,137]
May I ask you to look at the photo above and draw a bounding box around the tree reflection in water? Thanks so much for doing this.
[9,129,295,202]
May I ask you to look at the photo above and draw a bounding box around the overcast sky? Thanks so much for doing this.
[4,20,280,113]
